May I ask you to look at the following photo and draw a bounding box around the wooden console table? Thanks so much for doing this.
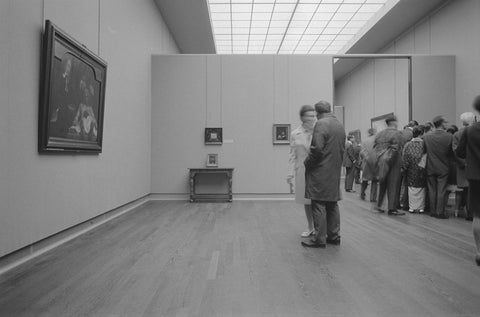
[188,168,234,202]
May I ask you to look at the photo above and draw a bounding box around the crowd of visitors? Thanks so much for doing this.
[289,96,480,266]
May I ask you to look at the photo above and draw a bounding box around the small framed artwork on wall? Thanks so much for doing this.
[272,124,290,145]
[205,128,223,145]
[206,154,218,167]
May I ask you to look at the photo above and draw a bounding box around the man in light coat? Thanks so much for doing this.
[302,101,346,248]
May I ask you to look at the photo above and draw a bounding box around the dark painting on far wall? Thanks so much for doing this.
[205,128,223,145]
[38,20,107,153]
[273,124,290,144]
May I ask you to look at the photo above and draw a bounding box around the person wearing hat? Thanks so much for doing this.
[302,100,346,248]
[423,115,454,219]
[455,96,480,266]
[373,114,406,215]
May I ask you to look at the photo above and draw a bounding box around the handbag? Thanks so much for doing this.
[417,153,427,168]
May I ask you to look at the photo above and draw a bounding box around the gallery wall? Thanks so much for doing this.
[151,55,333,196]
[335,58,409,137]
[0,0,178,258]
[336,0,479,131]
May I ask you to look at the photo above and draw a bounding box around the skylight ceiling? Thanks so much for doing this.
[208,0,389,54]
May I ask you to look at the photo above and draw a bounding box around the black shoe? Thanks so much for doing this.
[370,199,377,203]
[374,206,385,213]
[345,189,355,193]
[388,210,405,216]
[437,214,449,219]
[301,241,326,248]
[466,216,473,221]
[476,254,480,266]
[326,238,341,245]
[360,194,366,201]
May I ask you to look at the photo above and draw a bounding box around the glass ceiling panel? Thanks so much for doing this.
[208,0,390,54]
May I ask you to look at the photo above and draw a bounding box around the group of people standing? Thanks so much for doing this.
[288,97,480,266]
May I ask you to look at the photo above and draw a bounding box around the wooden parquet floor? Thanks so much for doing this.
[1,192,479,316]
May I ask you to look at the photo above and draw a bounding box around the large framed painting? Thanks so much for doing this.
[38,20,107,153]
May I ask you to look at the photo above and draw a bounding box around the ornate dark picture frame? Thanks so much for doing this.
[272,124,290,145]
[205,128,223,145]
[38,20,107,153]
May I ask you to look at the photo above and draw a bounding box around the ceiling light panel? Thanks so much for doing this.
[208,0,388,54]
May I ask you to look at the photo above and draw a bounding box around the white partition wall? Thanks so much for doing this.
[411,56,456,124]
[151,55,333,197]
[335,58,410,137]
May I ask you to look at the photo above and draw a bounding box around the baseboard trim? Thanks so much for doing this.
[0,195,150,276]
[150,193,295,201]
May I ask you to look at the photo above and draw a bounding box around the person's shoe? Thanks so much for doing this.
[301,230,314,238]
[437,214,449,219]
[370,199,377,203]
[301,241,326,248]
[360,193,366,200]
[326,238,341,245]
[388,210,405,216]
[465,216,473,221]
[345,189,356,193]
[409,209,414,213]
[419,209,424,214]
[374,206,385,213]
[475,254,480,266]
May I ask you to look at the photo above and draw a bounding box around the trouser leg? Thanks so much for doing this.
[345,167,354,190]
[427,175,438,216]
[378,180,387,209]
[326,201,340,240]
[468,181,480,256]
[360,181,368,199]
[387,161,402,211]
[370,180,378,202]
[310,200,327,245]
[304,204,314,231]
[400,174,409,209]
[436,173,449,216]
[462,188,471,218]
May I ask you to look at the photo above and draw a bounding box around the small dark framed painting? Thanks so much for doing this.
[206,154,218,167]
[38,20,107,153]
[273,124,290,145]
[205,128,223,145]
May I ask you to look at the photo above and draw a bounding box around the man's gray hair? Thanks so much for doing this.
[459,112,475,126]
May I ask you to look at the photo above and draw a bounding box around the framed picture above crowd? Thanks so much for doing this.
[38,20,107,153]
[371,112,394,133]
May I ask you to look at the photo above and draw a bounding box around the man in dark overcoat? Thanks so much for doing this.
[343,135,356,192]
[423,115,453,219]
[302,101,346,248]
[455,96,480,266]
[374,115,406,215]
